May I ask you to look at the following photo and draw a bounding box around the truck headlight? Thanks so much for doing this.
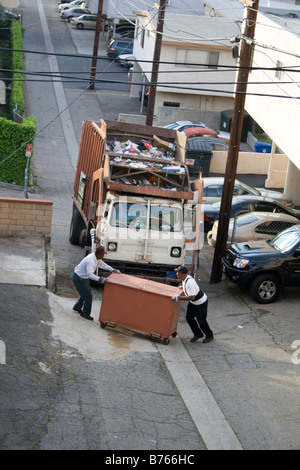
[108,242,117,251]
[233,257,249,268]
[171,247,181,257]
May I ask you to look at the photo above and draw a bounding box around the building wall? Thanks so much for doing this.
[245,12,300,172]
[131,11,238,115]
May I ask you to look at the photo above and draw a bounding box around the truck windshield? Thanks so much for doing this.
[270,229,300,253]
[110,202,182,232]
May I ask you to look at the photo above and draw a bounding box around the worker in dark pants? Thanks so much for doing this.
[172,266,214,343]
[72,245,119,321]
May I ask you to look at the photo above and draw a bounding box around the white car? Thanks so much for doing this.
[202,177,293,206]
[71,14,97,29]
[163,121,206,132]
[60,7,90,21]
[58,0,87,12]
[207,211,300,247]
[117,54,135,68]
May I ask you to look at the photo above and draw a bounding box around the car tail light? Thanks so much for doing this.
[204,214,210,222]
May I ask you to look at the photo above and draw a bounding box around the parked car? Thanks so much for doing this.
[117,54,135,68]
[207,211,300,247]
[60,7,90,22]
[163,121,206,132]
[107,37,133,59]
[108,24,135,40]
[4,10,21,21]
[216,130,231,142]
[58,0,87,11]
[222,224,300,303]
[201,177,293,206]
[71,14,97,29]
[183,127,219,139]
[203,196,300,232]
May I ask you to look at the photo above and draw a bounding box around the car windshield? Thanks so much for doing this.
[235,213,258,227]
[269,228,300,253]
[110,202,182,232]
[237,181,259,196]
[164,123,180,130]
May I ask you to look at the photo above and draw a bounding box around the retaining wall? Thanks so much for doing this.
[0,197,53,239]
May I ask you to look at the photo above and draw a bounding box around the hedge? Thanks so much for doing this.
[10,20,24,116]
[0,18,37,185]
[0,116,36,185]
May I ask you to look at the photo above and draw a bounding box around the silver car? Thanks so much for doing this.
[60,7,90,21]
[202,176,293,206]
[207,211,300,247]
[71,14,97,29]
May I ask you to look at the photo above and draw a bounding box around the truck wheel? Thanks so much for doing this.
[69,205,85,245]
[249,274,280,304]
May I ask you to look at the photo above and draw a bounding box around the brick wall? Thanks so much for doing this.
[0,197,53,238]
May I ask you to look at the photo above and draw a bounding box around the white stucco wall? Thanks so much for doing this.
[245,12,300,172]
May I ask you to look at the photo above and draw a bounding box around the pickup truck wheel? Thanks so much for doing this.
[249,274,280,304]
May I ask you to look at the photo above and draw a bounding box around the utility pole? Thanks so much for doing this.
[146,0,166,126]
[89,0,103,90]
[210,0,260,283]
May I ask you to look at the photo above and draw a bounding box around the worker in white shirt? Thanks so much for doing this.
[172,266,214,343]
[72,245,120,321]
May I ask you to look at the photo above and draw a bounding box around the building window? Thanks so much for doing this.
[275,60,284,80]
[175,49,219,68]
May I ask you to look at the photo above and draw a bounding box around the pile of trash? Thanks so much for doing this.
[106,140,188,190]
[106,139,175,161]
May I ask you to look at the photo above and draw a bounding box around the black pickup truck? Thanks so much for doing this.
[222,225,300,303]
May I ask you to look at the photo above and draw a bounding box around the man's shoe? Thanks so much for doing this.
[80,313,93,321]
[203,336,214,344]
[73,307,83,314]
[190,333,204,343]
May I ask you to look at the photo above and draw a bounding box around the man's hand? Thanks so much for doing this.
[172,295,181,302]
[113,269,121,273]
[99,277,108,284]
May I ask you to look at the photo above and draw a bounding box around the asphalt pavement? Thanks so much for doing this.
[0,0,300,451]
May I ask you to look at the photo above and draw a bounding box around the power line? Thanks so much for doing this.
[1,46,300,72]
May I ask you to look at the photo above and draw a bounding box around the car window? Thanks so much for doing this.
[235,213,259,226]
[254,202,285,213]
[233,203,251,216]
[203,185,222,197]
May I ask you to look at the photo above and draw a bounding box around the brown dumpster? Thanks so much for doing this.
[98,273,183,344]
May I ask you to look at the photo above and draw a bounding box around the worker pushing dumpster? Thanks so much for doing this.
[99,273,183,344]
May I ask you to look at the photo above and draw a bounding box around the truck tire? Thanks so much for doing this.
[69,205,85,245]
[249,273,280,304]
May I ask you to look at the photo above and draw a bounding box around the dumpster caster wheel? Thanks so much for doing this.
[163,338,170,345]
[100,322,107,329]
[171,332,177,338]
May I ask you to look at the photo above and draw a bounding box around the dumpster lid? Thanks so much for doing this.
[107,273,182,296]
[186,140,213,154]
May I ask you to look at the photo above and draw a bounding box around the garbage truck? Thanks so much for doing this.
[69,120,202,282]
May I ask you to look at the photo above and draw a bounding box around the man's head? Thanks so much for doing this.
[176,266,188,280]
[95,245,107,259]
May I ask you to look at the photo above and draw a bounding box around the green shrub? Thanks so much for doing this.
[10,20,24,115]
[0,116,36,185]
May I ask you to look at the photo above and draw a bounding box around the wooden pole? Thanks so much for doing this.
[89,0,103,90]
[145,0,166,126]
[210,0,260,283]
